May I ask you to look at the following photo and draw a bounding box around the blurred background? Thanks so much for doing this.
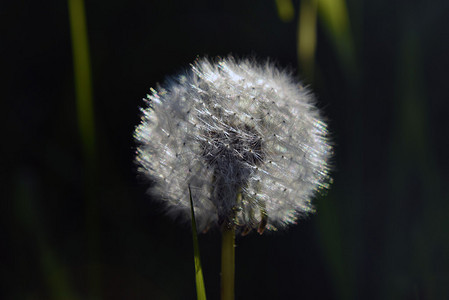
[3,0,449,299]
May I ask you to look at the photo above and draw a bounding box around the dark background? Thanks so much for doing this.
[3,0,449,299]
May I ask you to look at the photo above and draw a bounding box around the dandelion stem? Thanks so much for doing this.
[220,224,235,300]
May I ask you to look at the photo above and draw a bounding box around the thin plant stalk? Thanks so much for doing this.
[220,224,235,300]
[189,186,207,300]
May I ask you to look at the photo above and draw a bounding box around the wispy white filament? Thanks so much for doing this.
[134,56,331,233]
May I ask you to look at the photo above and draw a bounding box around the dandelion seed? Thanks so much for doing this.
[134,56,331,234]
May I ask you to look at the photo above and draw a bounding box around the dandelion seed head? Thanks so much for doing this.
[134,56,332,233]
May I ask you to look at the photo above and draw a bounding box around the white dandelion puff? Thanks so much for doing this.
[134,56,331,234]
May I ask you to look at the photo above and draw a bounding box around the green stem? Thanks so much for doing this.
[221,224,235,300]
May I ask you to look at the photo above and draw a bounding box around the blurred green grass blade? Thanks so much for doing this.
[316,194,354,300]
[275,0,295,22]
[189,186,207,300]
[68,2,101,300]
[68,0,96,161]
[14,171,78,300]
[297,0,318,80]
[318,0,349,34]
[317,0,357,76]
[40,241,78,300]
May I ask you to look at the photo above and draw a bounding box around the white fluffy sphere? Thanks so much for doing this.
[134,56,331,234]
